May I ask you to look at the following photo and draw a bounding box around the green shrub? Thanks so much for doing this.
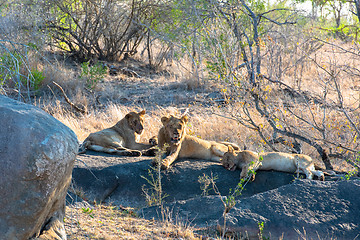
[0,50,45,93]
[29,68,45,91]
[79,61,107,89]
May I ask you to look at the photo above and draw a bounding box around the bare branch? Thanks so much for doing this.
[52,81,86,114]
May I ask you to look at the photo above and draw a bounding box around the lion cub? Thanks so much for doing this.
[221,146,325,181]
[79,110,156,156]
[155,115,240,169]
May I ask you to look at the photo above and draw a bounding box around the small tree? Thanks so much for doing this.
[40,0,153,61]
[184,0,359,169]
[199,169,255,238]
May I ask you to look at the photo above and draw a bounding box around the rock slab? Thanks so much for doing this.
[140,179,360,239]
[73,151,298,207]
[74,150,360,239]
[0,96,78,239]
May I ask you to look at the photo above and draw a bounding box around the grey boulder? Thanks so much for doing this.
[0,96,78,239]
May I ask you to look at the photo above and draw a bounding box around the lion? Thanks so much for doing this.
[154,115,240,169]
[221,146,325,181]
[79,110,157,156]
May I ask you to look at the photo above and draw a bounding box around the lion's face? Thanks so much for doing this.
[221,146,238,171]
[161,115,188,145]
[126,110,146,134]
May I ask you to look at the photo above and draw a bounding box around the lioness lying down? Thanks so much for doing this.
[79,110,156,156]
[221,146,325,181]
[154,115,240,169]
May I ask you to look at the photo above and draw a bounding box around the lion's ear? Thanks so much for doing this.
[139,110,146,116]
[228,145,234,153]
[181,115,189,124]
[161,116,170,125]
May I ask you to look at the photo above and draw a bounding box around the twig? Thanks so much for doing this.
[182,108,190,116]
[52,81,86,114]
[75,159,101,181]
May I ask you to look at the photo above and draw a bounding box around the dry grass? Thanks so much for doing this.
[45,103,142,142]
[270,40,360,107]
[65,205,204,240]
[45,101,252,148]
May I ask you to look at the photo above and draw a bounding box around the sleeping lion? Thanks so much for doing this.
[221,146,325,181]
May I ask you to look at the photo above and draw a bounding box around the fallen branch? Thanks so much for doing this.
[52,81,86,114]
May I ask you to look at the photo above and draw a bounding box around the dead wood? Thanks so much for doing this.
[52,81,86,114]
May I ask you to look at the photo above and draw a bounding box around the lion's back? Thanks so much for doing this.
[178,135,213,158]
[260,152,297,171]
[86,128,123,146]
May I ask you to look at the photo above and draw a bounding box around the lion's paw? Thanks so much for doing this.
[130,150,142,157]
[160,163,169,170]
[249,174,256,182]
[143,147,158,157]
[149,136,158,146]
[151,159,169,170]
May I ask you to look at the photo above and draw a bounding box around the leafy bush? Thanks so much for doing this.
[29,68,45,91]
[79,61,107,89]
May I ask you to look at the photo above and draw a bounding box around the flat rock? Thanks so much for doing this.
[140,179,360,239]
[74,150,360,238]
[74,150,313,208]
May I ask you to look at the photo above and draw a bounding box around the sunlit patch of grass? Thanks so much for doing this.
[65,205,201,240]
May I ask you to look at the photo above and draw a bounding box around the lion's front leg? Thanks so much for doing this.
[154,142,182,170]
[240,165,256,181]
[240,166,249,180]
[160,145,181,169]
[151,148,177,169]
[152,130,181,170]
[141,146,158,156]
[117,148,142,156]
[113,144,142,156]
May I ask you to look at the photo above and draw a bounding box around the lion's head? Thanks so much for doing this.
[126,110,146,134]
[221,145,238,171]
[161,115,188,145]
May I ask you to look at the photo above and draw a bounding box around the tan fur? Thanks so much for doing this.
[221,146,325,181]
[79,110,156,156]
[155,115,240,169]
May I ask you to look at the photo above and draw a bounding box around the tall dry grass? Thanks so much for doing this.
[65,205,201,240]
[42,100,252,148]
